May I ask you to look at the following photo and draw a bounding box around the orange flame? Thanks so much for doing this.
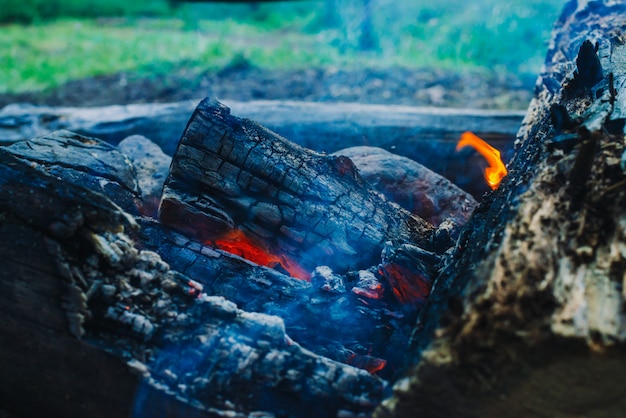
[211,229,311,281]
[456,131,507,190]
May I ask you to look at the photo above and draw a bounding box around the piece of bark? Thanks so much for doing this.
[118,134,172,217]
[0,138,387,418]
[3,129,141,216]
[334,146,477,226]
[159,98,442,276]
[0,100,524,197]
[376,1,626,417]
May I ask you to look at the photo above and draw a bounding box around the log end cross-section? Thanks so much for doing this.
[159,98,438,277]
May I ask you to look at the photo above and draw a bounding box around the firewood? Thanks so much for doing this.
[0,135,387,418]
[158,98,444,278]
[334,146,477,226]
[0,100,524,196]
[2,129,141,216]
[135,218,419,377]
[376,2,626,417]
[118,134,172,218]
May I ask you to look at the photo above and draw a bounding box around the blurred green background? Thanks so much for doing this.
[0,0,564,96]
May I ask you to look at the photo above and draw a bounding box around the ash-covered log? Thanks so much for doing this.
[135,218,421,377]
[0,134,388,417]
[2,129,142,215]
[159,98,446,278]
[376,1,626,417]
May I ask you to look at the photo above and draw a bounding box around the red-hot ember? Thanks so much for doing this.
[211,229,311,281]
[379,263,432,306]
[351,283,384,300]
[345,353,387,374]
[456,131,508,190]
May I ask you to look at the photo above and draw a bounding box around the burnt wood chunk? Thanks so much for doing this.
[376,1,626,417]
[135,218,418,378]
[335,146,477,226]
[3,129,141,216]
[118,134,172,217]
[0,134,386,418]
[159,98,438,275]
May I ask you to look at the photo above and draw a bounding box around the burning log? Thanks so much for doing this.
[0,133,388,417]
[135,218,422,377]
[158,98,445,278]
[376,1,626,417]
[0,100,524,196]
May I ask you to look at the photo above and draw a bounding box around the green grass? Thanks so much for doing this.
[0,18,345,94]
[0,0,565,95]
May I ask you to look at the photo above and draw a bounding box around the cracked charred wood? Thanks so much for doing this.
[376,2,626,417]
[2,130,173,218]
[159,98,445,278]
[2,129,142,216]
[0,149,139,418]
[118,134,172,217]
[0,100,524,197]
[0,139,386,417]
[135,218,422,378]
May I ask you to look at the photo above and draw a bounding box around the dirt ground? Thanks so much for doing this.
[0,65,536,109]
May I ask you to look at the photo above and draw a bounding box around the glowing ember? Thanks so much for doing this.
[379,263,431,306]
[211,229,311,281]
[345,353,387,374]
[456,131,508,190]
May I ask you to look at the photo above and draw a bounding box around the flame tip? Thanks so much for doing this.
[456,131,507,190]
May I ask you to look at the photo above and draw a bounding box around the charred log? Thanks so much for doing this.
[2,129,141,216]
[158,98,444,277]
[376,1,626,417]
[0,100,524,197]
[0,135,388,417]
[135,218,422,378]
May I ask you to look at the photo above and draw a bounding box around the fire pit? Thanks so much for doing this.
[2,1,626,417]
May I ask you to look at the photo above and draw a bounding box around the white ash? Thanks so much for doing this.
[311,265,346,293]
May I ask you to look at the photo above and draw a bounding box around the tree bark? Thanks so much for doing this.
[376,1,626,417]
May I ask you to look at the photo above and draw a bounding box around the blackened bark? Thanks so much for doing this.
[135,217,419,378]
[159,98,442,276]
[376,1,626,417]
[0,135,387,418]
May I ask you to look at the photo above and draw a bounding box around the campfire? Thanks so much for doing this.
[2,1,626,417]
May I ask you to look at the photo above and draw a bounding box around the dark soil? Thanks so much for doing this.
[0,65,536,109]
